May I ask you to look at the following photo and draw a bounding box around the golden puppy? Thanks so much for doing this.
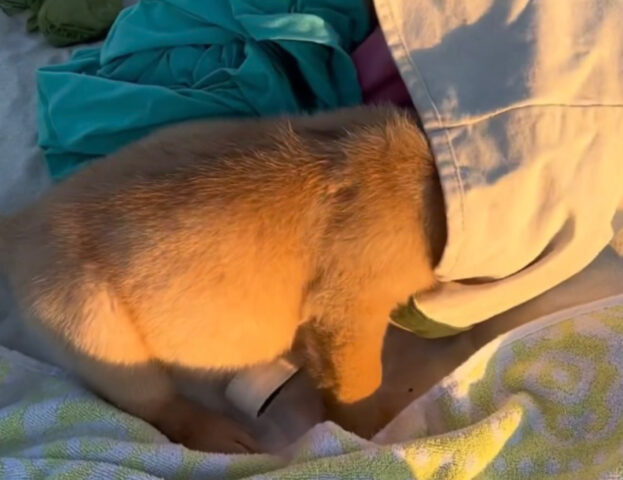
[0,105,446,453]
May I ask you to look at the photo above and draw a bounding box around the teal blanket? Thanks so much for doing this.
[36,0,370,180]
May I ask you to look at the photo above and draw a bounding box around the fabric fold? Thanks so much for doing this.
[37,0,371,180]
[374,0,623,329]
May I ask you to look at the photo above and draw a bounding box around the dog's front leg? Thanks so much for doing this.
[295,297,391,438]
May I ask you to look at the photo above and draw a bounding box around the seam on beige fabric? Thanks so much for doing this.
[429,102,623,131]
[376,0,466,275]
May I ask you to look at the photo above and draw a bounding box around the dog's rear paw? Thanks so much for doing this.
[179,414,259,454]
[154,398,260,454]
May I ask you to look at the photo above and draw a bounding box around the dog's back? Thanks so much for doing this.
[0,105,445,452]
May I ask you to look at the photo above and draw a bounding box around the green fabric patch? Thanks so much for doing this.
[0,0,38,15]
[0,0,121,47]
[38,0,122,47]
[390,296,471,338]
[2,301,623,478]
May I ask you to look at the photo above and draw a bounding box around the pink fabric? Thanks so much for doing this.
[352,27,413,107]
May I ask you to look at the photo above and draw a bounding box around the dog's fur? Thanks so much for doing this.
[0,105,446,453]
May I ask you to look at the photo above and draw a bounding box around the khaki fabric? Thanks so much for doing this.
[375,0,623,328]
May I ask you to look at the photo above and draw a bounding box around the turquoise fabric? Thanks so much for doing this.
[37,0,370,180]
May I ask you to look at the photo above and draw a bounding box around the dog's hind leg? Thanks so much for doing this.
[18,276,257,453]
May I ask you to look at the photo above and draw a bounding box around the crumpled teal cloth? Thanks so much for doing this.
[37,0,370,180]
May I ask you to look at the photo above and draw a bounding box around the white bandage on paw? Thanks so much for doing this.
[225,356,300,418]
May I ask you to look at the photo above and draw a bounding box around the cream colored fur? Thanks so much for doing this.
[0,105,446,453]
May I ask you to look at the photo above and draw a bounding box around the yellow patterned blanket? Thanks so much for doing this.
[2,296,623,479]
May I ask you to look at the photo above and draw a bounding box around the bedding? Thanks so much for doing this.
[3,296,623,479]
[3,8,623,480]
